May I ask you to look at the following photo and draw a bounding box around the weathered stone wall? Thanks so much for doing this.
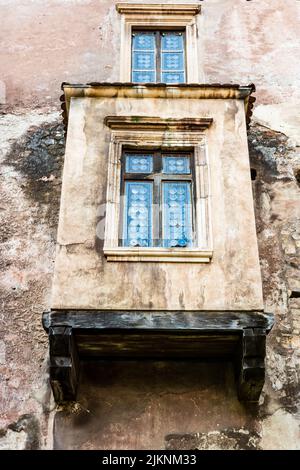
[0,0,299,449]
[248,125,300,449]
[0,114,64,448]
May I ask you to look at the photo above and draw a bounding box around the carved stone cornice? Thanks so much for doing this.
[116,3,201,16]
[104,116,213,132]
[61,83,255,131]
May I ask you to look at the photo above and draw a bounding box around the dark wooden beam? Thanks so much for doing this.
[43,309,274,332]
[237,328,266,402]
[76,332,240,358]
[49,326,80,403]
[44,310,274,403]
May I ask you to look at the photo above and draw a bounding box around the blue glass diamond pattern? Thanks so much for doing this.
[161,52,184,71]
[133,33,155,51]
[163,156,190,174]
[133,52,155,70]
[132,71,155,83]
[132,32,156,83]
[163,182,192,248]
[125,154,153,173]
[123,182,153,247]
[161,33,184,51]
[161,72,185,84]
[132,31,186,84]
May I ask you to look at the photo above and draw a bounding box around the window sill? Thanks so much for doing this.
[104,247,213,263]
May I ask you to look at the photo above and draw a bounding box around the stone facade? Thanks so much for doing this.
[0,0,299,450]
[52,88,263,311]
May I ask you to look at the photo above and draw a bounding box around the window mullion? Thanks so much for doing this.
[154,151,162,247]
[153,174,161,247]
[157,32,161,83]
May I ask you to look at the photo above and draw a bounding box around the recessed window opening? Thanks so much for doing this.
[120,149,195,248]
[131,29,186,84]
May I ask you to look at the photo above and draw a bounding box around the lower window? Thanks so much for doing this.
[103,124,213,263]
[121,150,195,248]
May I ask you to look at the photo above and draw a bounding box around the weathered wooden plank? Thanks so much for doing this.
[237,328,266,402]
[44,311,273,403]
[49,326,80,403]
[43,309,274,332]
[76,332,240,358]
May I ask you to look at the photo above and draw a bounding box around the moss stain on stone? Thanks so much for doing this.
[4,121,65,233]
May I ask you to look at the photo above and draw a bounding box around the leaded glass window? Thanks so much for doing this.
[131,30,186,84]
[123,182,153,247]
[121,151,194,248]
[163,182,192,248]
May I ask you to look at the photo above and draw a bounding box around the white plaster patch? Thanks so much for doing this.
[0,429,27,450]
[261,409,300,450]
[253,103,300,146]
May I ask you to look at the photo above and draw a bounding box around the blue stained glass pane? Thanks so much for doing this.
[132,32,156,82]
[161,52,184,71]
[161,72,185,84]
[123,182,153,247]
[161,33,184,51]
[132,51,155,70]
[163,182,192,248]
[132,72,155,83]
[133,33,155,51]
[132,71,156,83]
[163,156,190,174]
[125,154,153,173]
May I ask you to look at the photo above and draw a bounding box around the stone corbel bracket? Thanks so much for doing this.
[43,310,274,404]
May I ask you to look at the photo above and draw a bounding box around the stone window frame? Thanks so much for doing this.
[116,3,201,83]
[103,116,213,263]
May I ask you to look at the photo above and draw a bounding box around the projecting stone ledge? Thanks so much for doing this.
[43,309,274,404]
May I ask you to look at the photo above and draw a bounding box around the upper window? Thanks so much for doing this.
[131,31,186,84]
[121,150,194,248]
[117,3,201,83]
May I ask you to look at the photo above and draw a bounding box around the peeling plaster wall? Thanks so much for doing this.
[0,0,299,110]
[247,125,300,450]
[0,0,299,450]
[0,113,64,448]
